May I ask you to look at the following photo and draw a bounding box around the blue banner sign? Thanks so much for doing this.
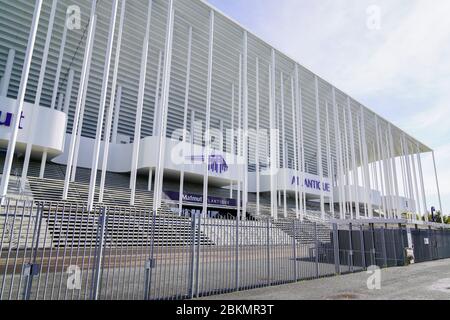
[185,155,229,174]
[291,176,331,193]
[166,191,237,207]
[0,110,25,129]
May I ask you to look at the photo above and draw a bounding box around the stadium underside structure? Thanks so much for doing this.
[0,0,444,223]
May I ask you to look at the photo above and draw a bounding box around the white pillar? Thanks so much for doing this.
[347,98,360,219]
[332,89,344,219]
[237,54,242,219]
[325,102,334,217]
[409,142,421,218]
[200,10,215,218]
[280,73,287,218]
[87,0,119,210]
[242,31,249,220]
[255,58,261,216]
[230,84,235,200]
[314,76,325,219]
[99,0,126,204]
[360,107,373,218]
[432,151,444,225]
[111,86,122,144]
[290,76,299,218]
[0,0,43,201]
[153,0,176,211]
[342,105,352,219]
[152,50,163,136]
[388,125,401,218]
[416,144,428,220]
[0,49,15,96]
[178,26,193,216]
[62,7,97,200]
[269,51,277,219]
[130,0,153,206]
[295,65,305,220]
[21,0,58,187]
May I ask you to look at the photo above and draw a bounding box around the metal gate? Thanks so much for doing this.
[1,198,448,300]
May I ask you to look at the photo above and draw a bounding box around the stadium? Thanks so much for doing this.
[0,0,449,301]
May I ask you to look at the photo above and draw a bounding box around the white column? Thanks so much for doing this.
[230,84,235,200]
[178,26,193,216]
[295,65,305,220]
[280,73,287,218]
[153,0,176,211]
[0,49,15,96]
[255,58,261,216]
[360,107,373,218]
[343,106,352,219]
[152,50,163,136]
[70,2,98,183]
[21,0,58,187]
[0,0,43,201]
[432,151,444,225]
[356,116,367,217]
[388,125,401,218]
[269,50,277,219]
[374,116,387,217]
[130,0,153,206]
[314,76,325,219]
[290,76,299,218]
[237,54,242,219]
[325,102,334,217]
[409,142,421,218]
[111,86,122,144]
[99,0,126,204]
[332,89,344,219]
[416,144,428,220]
[86,0,119,210]
[242,31,249,220]
[347,98,360,219]
[62,7,97,200]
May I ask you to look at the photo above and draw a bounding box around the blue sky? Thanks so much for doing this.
[208,0,450,214]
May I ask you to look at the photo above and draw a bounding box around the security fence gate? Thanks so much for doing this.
[1,198,450,300]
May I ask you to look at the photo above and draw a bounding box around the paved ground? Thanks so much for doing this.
[200,258,450,300]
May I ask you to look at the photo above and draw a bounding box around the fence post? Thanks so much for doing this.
[292,219,297,281]
[428,227,433,261]
[144,210,157,300]
[235,215,240,291]
[22,202,43,300]
[360,225,366,270]
[332,223,340,275]
[195,213,201,298]
[348,223,354,273]
[188,213,196,299]
[266,219,271,286]
[381,226,387,268]
[90,207,107,300]
[314,222,319,278]
[370,223,376,266]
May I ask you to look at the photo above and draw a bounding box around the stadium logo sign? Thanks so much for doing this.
[185,155,229,174]
[291,176,331,192]
[0,110,25,129]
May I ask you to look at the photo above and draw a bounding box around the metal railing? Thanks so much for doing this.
[1,198,450,300]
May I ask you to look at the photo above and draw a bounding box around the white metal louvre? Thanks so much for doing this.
[0,0,431,173]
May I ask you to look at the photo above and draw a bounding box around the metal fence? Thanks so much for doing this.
[1,198,450,300]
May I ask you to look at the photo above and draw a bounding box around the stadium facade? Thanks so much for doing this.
[0,0,444,222]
